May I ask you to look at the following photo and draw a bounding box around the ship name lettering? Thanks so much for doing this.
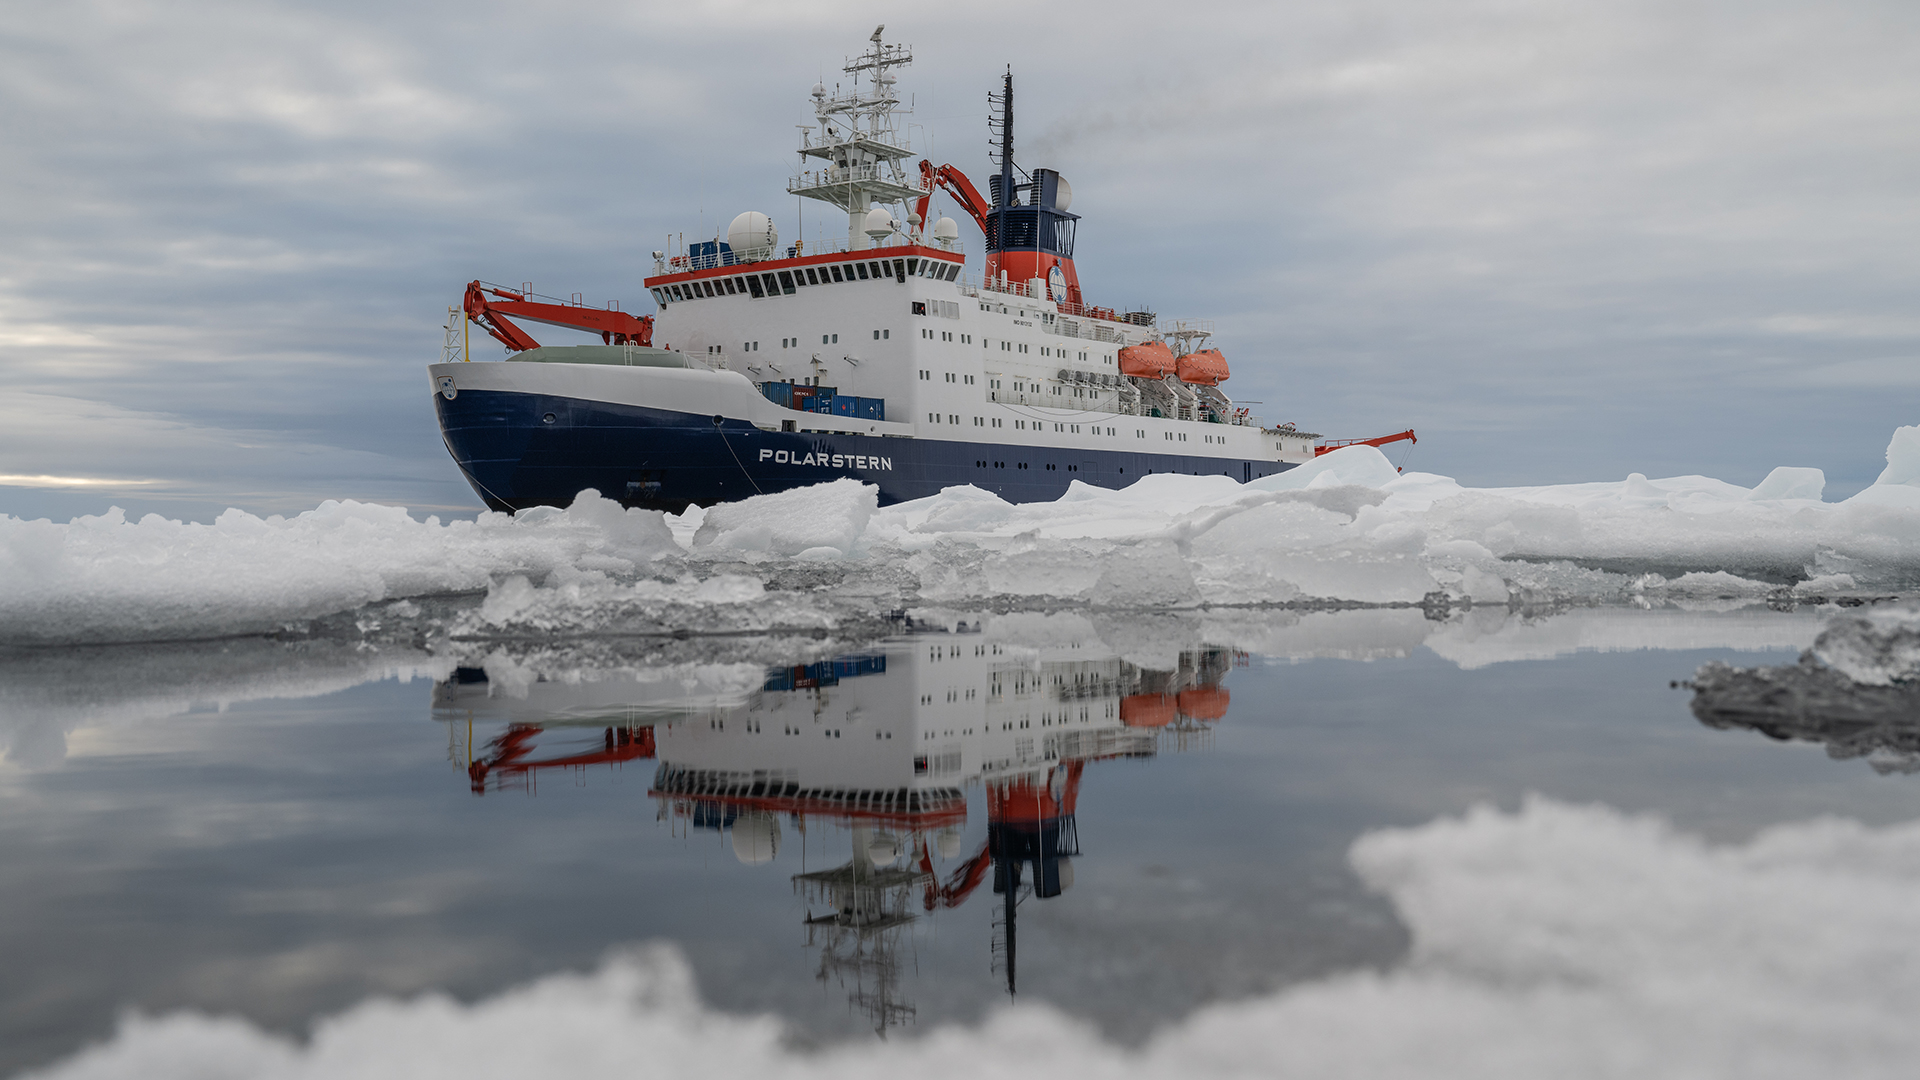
[759,448,892,471]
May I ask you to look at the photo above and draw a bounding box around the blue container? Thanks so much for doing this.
[832,396,885,421]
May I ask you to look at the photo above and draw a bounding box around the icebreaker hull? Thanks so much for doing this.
[430,361,1297,513]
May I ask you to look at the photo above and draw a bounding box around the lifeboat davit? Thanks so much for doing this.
[1176,348,1229,386]
[1118,340,1177,379]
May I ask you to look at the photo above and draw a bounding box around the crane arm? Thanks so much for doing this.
[922,843,995,910]
[1315,429,1417,456]
[916,161,994,242]
[462,281,654,351]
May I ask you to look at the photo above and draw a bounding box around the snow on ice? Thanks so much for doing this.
[27,796,1920,1080]
[4,426,1919,645]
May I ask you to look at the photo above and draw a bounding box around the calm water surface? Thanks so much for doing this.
[1,605,1912,1074]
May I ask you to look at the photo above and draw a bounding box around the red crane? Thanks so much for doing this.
[915,161,995,243]
[462,281,654,352]
[1315,429,1417,456]
[468,723,656,794]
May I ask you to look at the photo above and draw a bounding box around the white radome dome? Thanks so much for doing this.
[730,812,780,865]
[727,211,778,262]
[1052,175,1072,212]
[932,216,960,247]
[863,207,895,240]
[866,831,901,865]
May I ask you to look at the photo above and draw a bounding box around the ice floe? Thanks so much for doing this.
[5,427,1919,644]
[27,796,1920,1079]
[1690,599,1920,772]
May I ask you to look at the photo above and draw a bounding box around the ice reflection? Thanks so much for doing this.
[431,636,1237,1031]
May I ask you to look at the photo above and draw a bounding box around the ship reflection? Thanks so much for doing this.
[432,639,1238,1033]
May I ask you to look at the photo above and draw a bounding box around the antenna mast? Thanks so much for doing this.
[987,70,1015,259]
[789,27,921,251]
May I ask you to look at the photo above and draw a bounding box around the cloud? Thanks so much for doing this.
[1,0,1916,517]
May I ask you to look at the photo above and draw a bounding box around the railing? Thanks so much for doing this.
[788,165,929,194]
[664,234,964,272]
[984,387,1255,426]
[959,276,1153,332]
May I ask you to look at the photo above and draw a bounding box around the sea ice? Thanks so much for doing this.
[28,797,1920,1079]
[0,491,675,644]
[6,428,1919,645]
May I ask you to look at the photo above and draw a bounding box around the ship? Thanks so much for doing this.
[429,28,1412,513]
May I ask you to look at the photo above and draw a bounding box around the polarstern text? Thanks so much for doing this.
[759,449,893,470]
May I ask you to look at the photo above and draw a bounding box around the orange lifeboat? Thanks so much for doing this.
[1119,693,1177,727]
[1118,340,1177,379]
[1175,685,1230,722]
[1175,348,1229,386]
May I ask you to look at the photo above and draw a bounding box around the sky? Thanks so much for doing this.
[2,0,1916,523]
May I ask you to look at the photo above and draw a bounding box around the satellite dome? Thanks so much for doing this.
[936,827,963,859]
[811,82,826,98]
[1052,175,1072,212]
[932,216,959,248]
[866,831,901,865]
[730,812,780,865]
[862,207,894,240]
[727,211,778,262]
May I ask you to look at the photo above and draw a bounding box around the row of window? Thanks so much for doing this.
[932,416,1126,438]
[974,461,1090,473]
[734,330,886,354]
[651,256,960,306]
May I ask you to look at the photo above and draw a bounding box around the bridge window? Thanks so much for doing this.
[831,265,845,282]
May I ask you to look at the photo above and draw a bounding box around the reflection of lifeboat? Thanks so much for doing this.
[1175,685,1230,720]
[1117,340,1177,379]
[1119,693,1177,727]
[1175,348,1229,386]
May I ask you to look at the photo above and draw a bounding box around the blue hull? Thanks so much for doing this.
[436,388,1298,512]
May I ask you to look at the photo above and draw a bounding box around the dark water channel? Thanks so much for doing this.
[2,605,1915,1074]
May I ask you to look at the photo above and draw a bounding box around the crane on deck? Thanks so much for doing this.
[462,280,654,352]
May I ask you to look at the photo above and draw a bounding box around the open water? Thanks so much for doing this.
[5,602,1915,1076]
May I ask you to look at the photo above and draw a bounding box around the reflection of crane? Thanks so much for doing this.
[919,760,1086,995]
[467,723,656,795]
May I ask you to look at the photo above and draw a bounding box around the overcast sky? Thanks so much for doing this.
[3,0,1916,522]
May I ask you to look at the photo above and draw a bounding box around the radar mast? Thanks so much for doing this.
[789,27,924,251]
